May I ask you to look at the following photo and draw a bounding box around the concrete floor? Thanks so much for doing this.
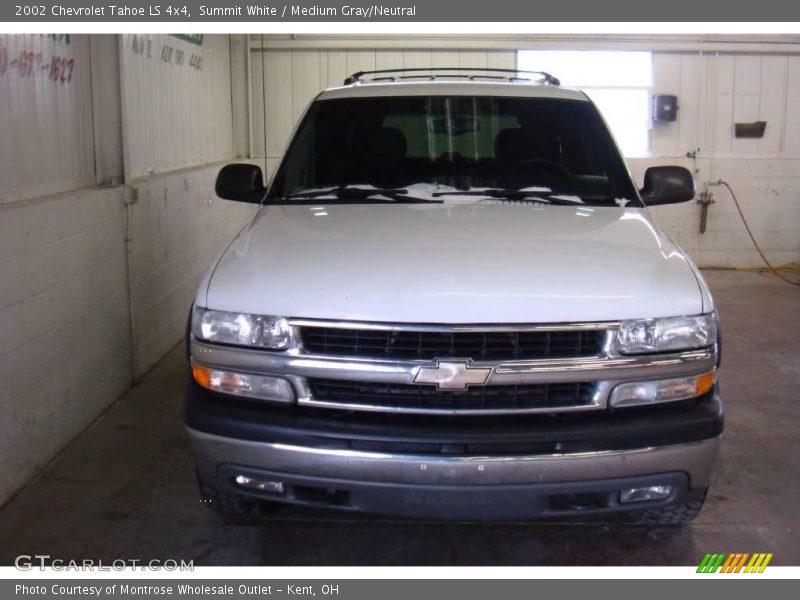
[0,270,798,566]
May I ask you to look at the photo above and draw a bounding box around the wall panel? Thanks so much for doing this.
[0,186,132,506]
[655,52,800,159]
[375,51,404,71]
[120,34,235,180]
[786,58,800,156]
[127,165,255,376]
[757,55,788,155]
[0,35,95,203]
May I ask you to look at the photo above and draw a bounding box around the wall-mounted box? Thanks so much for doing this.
[652,94,678,122]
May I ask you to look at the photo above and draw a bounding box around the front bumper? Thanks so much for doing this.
[190,429,717,520]
[185,380,722,520]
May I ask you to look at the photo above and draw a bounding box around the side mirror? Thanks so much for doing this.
[640,166,695,205]
[215,163,266,203]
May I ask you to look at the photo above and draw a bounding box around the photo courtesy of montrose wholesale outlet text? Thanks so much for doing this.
[0,0,799,591]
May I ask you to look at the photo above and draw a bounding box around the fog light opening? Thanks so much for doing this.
[619,484,673,504]
[233,475,286,495]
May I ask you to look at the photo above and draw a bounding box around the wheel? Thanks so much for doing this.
[197,474,279,518]
[631,488,708,525]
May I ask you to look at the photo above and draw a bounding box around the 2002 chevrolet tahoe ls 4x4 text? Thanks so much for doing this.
[184,68,722,523]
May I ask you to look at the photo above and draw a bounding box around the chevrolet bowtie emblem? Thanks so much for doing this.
[413,361,492,390]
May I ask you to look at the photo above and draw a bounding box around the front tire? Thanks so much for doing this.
[632,488,708,525]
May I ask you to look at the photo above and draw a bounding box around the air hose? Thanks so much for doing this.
[711,179,800,287]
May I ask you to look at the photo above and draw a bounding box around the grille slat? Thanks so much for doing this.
[308,379,595,412]
[301,327,605,361]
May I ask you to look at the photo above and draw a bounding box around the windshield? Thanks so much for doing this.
[266,95,641,207]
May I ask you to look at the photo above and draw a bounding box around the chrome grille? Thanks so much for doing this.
[299,326,606,361]
[308,379,596,413]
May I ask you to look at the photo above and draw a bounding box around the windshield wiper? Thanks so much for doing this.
[284,186,441,204]
[432,188,586,205]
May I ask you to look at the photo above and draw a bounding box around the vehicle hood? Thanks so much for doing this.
[200,203,704,323]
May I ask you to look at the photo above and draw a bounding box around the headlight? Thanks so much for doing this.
[616,313,717,354]
[192,306,291,349]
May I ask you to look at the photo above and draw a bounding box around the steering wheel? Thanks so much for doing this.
[511,158,571,176]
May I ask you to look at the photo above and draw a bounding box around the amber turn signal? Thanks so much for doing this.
[191,363,212,388]
[695,371,716,396]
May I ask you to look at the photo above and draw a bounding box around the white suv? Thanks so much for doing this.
[185,69,722,523]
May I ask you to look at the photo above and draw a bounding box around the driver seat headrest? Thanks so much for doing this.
[496,128,560,168]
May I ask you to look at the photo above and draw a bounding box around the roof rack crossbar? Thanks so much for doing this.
[343,67,560,86]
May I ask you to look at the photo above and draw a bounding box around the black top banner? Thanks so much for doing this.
[3,0,800,22]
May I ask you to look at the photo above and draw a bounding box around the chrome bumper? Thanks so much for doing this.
[188,428,720,490]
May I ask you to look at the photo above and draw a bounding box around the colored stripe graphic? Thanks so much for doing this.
[697,552,772,573]
[745,554,759,572]
[697,553,713,573]
[734,553,750,573]
[711,553,726,573]
[759,554,774,572]
[721,553,736,573]
[697,553,727,573]
[744,553,774,573]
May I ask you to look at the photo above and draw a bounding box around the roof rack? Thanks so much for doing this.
[343,68,560,86]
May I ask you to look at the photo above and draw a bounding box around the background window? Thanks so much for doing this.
[518,50,652,157]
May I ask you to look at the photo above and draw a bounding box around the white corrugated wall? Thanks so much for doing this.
[116,34,256,376]
[119,34,236,180]
[0,35,95,203]
[635,52,800,267]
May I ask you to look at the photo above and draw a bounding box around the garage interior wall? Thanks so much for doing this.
[0,33,254,506]
[250,35,800,268]
[119,34,254,374]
